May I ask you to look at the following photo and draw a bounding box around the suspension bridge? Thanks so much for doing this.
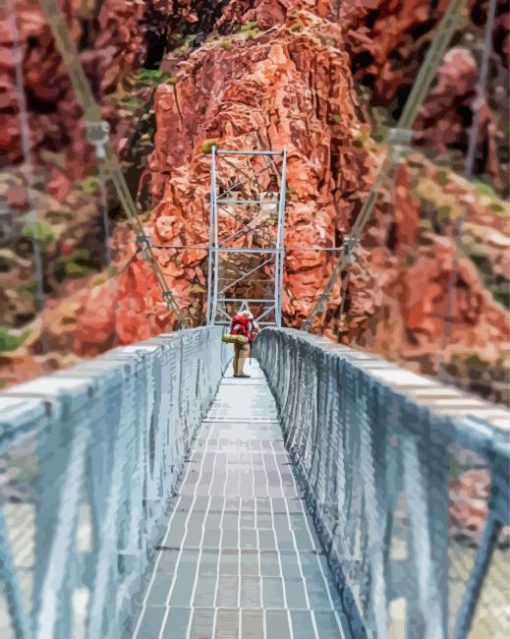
[1,0,509,638]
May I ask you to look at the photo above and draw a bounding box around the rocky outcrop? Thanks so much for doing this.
[145,8,370,321]
[341,0,509,193]
[337,156,509,397]
[0,0,178,182]
[0,1,175,343]
[138,3,509,402]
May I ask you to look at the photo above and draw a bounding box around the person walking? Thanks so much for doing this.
[230,310,258,378]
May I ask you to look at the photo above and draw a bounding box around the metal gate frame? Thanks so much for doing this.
[206,147,287,327]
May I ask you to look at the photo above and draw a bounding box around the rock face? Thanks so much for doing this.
[0,0,508,407]
[145,7,373,328]
[0,0,159,174]
[413,46,499,180]
[341,0,509,192]
[0,0,175,362]
[138,0,509,401]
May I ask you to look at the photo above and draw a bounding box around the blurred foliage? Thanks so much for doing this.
[200,140,219,154]
[21,220,55,249]
[238,20,259,33]
[0,326,29,352]
[137,69,169,83]
[78,176,101,194]
[55,249,95,283]
[289,20,305,33]
[189,283,206,295]
[445,351,509,405]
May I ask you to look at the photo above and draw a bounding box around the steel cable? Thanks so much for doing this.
[36,0,182,320]
[438,0,498,378]
[303,0,468,331]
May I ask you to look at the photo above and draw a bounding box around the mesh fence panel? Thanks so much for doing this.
[255,328,510,639]
[0,327,229,639]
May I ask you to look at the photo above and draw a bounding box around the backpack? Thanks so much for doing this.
[231,314,250,337]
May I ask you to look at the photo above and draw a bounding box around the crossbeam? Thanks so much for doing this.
[217,199,278,205]
[216,149,284,156]
[216,297,276,303]
[217,247,282,254]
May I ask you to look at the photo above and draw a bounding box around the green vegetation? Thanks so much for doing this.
[184,34,200,48]
[55,248,96,283]
[444,352,495,388]
[414,177,463,222]
[473,180,497,198]
[418,218,433,233]
[118,94,144,110]
[46,209,73,224]
[78,175,101,194]
[219,38,233,50]
[436,205,453,222]
[435,167,451,186]
[233,20,260,39]
[372,125,388,143]
[289,20,305,33]
[137,69,168,82]
[18,282,37,294]
[489,200,507,215]
[199,140,219,154]
[461,236,509,308]
[21,220,55,249]
[173,43,192,57]
[331,113,341,126]
[353,130,372,148]
[189,283,206,295]
[239,20,259,32]
[405,253,417,267]
[0,326,29,352]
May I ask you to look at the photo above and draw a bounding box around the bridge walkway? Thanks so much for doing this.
[133,359,346,639]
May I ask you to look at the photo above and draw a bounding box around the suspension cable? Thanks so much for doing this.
[7,0,48,354]
[337,143,404,338]
[36,0,182,318]
[303,0,467,331]
[438,0,498,376]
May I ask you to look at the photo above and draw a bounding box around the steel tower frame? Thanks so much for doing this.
[207,147,287,327]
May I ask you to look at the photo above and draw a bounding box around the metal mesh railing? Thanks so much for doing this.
[255,328,509,639]
[0,327,229,639]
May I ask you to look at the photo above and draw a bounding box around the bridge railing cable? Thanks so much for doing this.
[255,328,510,639]
[0,327,229,639]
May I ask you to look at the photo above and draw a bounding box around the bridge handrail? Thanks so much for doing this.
[0,327,229,639]
[254,328,509,639]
